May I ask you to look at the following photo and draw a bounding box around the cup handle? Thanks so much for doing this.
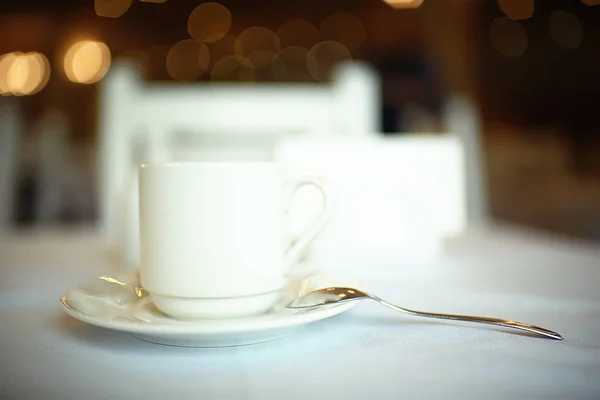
[282,176,334,276]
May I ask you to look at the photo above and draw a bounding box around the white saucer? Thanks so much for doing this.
[60,270,363,347]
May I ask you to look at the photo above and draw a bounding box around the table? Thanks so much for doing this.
[1,224,599,399]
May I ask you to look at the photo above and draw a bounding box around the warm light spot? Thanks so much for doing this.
[30,53,50,94]
[247,50,277,69]
[234,27,280,58]
[166,39,210,81]
[247,51,280,80]
[0,53,19,95]
[549,10,583,50]
[6,55,29,95]
[276,19,319,48]
[211,55,254,81]
[271,46,313,81]
[489,18,528,57]
[279,46,310,64]
[338,293,346,298]
[94,0,132,18]
[320,12,365,52]
[307,41,352,81]
[383,0,424,9]
[64,40,111,84]
[187,2,231,43]
[17,53,50,95]
[207,34,236,67]
[498,0,534,20]
[347,289,355,294]
[580,0,600,5]
[269,55,286,81]
[0,52,50,96]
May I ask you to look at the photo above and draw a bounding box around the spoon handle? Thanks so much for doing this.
[373,298,563,340]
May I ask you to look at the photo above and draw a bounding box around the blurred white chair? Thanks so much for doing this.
[273,94,485,269]
[0,99,21,230]
[274,134,466,269]
[97,60,381,266]
[442,93,489,225]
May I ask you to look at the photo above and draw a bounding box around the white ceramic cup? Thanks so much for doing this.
[139,161,333,319]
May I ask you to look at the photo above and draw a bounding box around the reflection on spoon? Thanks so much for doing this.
[288,287,563,340]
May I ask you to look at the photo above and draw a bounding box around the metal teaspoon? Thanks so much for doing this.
[287,287,563,340]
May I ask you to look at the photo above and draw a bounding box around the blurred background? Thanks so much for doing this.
[1,0,600,243]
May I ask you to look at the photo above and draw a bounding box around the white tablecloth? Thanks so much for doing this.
[1,224,599,399]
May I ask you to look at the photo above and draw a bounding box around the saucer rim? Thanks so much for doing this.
[60,272,359,336]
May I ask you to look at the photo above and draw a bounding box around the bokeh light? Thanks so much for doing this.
[166,39,210,81]
[580,0,600,5]
[6,55,30,95]
[0,53,21,95]
[234,27,280,58]
[211,55,255,82]
[307,41,352,81]
[29,53,51,94]
[383,0,424,9]
[247,51,282,81]
[271,46,313,81]
[489,18,528,58]
[549,10,583,50]
[0,52,50,96]
[187,2,231,43]
[64,40,112,84]
[498,0,534,20]
[207,34,236,66]
[94,0,132,18]
[247,51,277,69]
[270,55,286,81]
[276,19,320,48]
[14,53,50,95]
[320,12,365,52]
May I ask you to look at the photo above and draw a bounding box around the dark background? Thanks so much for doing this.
[2,0,600,239]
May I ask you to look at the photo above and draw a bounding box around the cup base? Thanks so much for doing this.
[150,291,283,320]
